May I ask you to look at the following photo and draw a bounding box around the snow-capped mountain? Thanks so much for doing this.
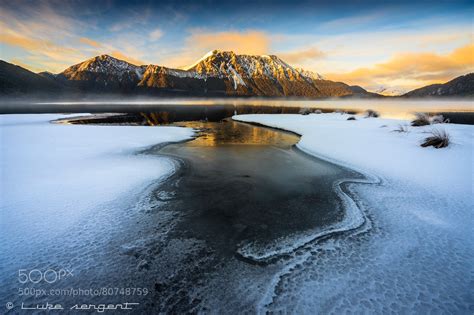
[374,86,406,96]
[0,51,382,97]
[62,55,144,78]
[186,50,301,79]
[180,50,360,97]
[58,55,146,91]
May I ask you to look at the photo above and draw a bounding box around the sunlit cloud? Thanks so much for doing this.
[278,48,325,66]
[160,29,271,68]
[79,37,101,48]
[9,58,43,73]
[325,43,474,91]
[187,29,270,55]
[109,51,145,66]
[0,28,87,63]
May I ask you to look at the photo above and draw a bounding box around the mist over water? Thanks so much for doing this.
[1,98,473,121]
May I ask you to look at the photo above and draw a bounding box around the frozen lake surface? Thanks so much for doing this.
[0,111,472,313]
[0,115,365,313]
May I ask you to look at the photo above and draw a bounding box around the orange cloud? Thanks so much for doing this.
[160,30,271,68]
[79,37,101,48]
[278,48,325,65]
[109,51,145,65]
[186,30,270,55]
[325,43,474,90]
[1,31,45,51]
[0,30,86,63]
[9,58,42,72]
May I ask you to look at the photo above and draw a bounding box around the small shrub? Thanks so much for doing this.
[299,107,311,115]
[421,129,450,149]
[364,109,379,118]
[412,113,450,126]
[347,116,356,121]
[411,112,431,126]
[430,114,450,124]
[392,124,409,133]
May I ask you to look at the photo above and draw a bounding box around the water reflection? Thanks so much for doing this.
[174,120,297,146]
[2,99,473,122]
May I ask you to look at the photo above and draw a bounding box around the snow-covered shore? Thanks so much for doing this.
[234,113,472,200]
[233,113,473,313]
[0,114,194,246]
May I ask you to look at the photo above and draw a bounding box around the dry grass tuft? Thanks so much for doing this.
[364,109,379,118]
[411,113,449,126]
[411,112,431,126]
[421,129,450,149]
[392,124,409,133]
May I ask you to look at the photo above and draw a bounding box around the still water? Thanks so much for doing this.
[2,99,473,122]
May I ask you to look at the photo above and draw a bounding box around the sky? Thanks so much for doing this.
[0,0,473,92]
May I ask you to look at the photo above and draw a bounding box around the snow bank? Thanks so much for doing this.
[0,114,193,245]
[233,113,473,313]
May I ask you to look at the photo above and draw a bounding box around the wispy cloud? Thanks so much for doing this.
[278,48,325,65]
[149,28,163,41]
[109,51,145,66]
[79,37,101,48]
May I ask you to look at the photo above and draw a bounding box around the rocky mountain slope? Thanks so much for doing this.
[57,54,146,92]
[402,73,474,97]
[0,52,378,97]
[183,50,366,97]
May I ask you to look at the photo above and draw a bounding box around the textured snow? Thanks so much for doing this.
[233,113,473,313]
[0,114,194,248]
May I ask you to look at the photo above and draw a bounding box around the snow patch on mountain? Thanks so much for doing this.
[296,68,325,81]
[374,86,407,96]
[227,64,246,89]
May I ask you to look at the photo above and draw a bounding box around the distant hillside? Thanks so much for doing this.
[403,73,474,97]
[0,60,63,95]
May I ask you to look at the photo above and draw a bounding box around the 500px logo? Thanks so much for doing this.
[18,269,73,284]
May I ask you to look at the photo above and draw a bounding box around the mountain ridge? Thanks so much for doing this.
[402,73,473,97]
[1,52,472,98]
